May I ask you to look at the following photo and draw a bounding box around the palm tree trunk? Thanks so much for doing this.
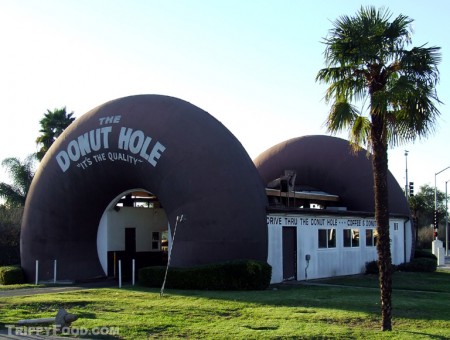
[371,115,393,331]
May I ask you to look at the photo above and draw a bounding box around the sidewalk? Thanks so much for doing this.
[438,255,450,270]
[0,279,116,298]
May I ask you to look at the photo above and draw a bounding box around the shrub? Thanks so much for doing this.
[397,258,437,273]
[414,249,437,260]
[0,206,22,266]
[364,260,398,275]
[139,259,272,290]
[365,260,379,274]
[0,265,24,285]
[139,266,166,287]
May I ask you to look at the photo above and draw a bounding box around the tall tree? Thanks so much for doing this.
[316,6,441,331]
[0,205,22,265]
[0,155,35,207]
[36,107,75,161]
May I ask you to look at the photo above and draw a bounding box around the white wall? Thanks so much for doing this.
[267,224,283,282]
[267,213,411,283]
[106,206,167,251]
[97,212,109,274]
[97,206,168,274]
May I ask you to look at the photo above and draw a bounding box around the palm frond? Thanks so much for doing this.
[0,183,25,207]
[1,156,35,201]
[349,115,371,151]
[322,6,413,67]
[394,95,440,141]
[400,45,441,85]
[383,72,441,145]
[317,67,368,103]
[325,101,360,134]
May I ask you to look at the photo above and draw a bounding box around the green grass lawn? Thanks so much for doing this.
[1,271,450,339]
[316,269,450,293]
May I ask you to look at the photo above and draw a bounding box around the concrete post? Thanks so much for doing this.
[432,239,445,266]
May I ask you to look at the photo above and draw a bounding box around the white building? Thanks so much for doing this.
[266,211,410,282]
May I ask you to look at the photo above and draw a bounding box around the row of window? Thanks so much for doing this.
[318,228,379,249]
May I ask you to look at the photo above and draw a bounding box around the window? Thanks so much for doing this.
[365,229,378,247]
[343,229,351,247]
[161,231,168,252]
[343,229,359,247]
[318,228,336,248]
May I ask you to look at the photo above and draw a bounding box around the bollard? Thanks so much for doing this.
[113,252,117,278]
[35,260,39,285]
[53,259,57,284]
[118,260,122,288]
[132,259,135,286]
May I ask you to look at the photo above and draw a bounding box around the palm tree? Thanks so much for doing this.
[0,155,35,207]
[36,107,75,161]
[316,6,441,331]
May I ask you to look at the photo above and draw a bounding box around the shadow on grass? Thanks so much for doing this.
[401,331,449,340]
[316,271,450,293]
[123,270,450,322]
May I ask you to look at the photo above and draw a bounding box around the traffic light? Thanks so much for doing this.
[434,209,439,229]
[409,182,414,197]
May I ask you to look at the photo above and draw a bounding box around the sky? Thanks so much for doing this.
[1,0,449,200]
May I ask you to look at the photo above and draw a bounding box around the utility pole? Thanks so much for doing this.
[435,166,450,240]
[446,180,449,256]
[404,150,408,198]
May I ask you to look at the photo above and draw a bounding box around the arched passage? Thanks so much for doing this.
[97,188,169,279]
[21,95,268,282]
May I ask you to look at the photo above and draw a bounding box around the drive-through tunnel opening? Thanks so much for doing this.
[97,189,169,281]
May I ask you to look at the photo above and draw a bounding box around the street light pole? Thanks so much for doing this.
[446,180,449,256]
[435,166,450,240]
[404,150,409,199]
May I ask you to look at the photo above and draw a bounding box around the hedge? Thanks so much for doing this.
[139,259,272,290]
[366,256,437,274]
[364,260,398,275]
[0,265,24,285]
[364,260,379,274]
[414,249,437,260]
[397,257,437,273]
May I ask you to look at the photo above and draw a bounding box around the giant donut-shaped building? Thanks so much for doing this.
[21,95,268,282]
[254,135,412,282]
[254,135,410,215]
